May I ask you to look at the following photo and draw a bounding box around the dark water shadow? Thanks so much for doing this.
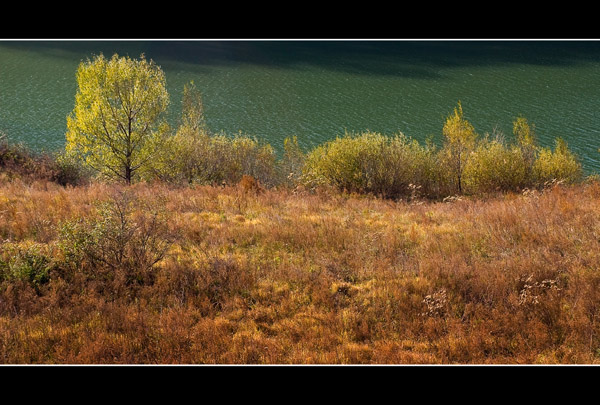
[4,40,600,79]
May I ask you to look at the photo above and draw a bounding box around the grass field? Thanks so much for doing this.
[1,177,600,364]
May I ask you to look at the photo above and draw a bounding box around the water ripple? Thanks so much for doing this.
[1,41,600,173]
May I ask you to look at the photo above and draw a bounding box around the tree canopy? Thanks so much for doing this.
[65,53,170,184]
[442,101,478,194]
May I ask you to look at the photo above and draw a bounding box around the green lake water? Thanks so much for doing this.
[1,40,600,173]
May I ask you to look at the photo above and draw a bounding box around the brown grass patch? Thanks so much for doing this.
[1,181,600,363]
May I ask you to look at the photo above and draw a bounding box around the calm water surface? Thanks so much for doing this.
[1,40,599,173]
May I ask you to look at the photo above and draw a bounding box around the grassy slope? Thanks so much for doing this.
[1,179,600,364]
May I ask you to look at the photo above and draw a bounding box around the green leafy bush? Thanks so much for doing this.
[145,81,277,187]
[58,189,175,287]
[0,242,53,289]
[149,130,277,187]
[533,138,583,185]
[227,134,277,186]
[302,131,437,199]
[463,137,529,194]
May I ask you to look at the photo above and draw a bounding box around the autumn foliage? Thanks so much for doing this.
[1,177,600,364]
[0,54,593,363]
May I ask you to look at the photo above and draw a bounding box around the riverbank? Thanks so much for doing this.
[1,178,600,363]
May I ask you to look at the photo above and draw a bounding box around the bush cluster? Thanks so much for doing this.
[32,54,586,197]
[0,103,586,199]
[148,130,278,187]
[143,99,583,199]
[302,112,583,199]
[302,131,440,199]
[57,189,175,293]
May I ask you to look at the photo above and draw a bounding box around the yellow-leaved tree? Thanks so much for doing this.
[442,102,477,194]
[65,53,170,184]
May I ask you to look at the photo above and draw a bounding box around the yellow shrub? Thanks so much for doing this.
[463,138,529,194]
[302,131,436,199]
[533,138,582,185]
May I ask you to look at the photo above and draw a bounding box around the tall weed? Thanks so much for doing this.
[58,188,175,290]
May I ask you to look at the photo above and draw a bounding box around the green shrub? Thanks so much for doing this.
[302,131,438,199]
[302,132,372,193]
[513,117,537,167]
[0,242,53,289]
[417,140,456,199]
[149,130,277,187]
[463,137,529,194]
[302,131,388,194]
[533,138,582,186]
[227,134,277,186]
[57,189,175,287]
[361,133,431,198]
[147,128,209,185]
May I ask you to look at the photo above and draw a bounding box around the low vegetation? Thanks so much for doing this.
[0,54,596,364]
[301,108,582,199]
[0,134,89,186]
[1,178,600,363]
[59,54,582,196]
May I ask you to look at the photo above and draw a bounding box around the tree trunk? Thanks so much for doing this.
[125,164,132,185]
[126,117,133,185]
[455,147,463,194]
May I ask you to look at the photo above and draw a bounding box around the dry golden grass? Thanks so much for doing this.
[1,177,600,364]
